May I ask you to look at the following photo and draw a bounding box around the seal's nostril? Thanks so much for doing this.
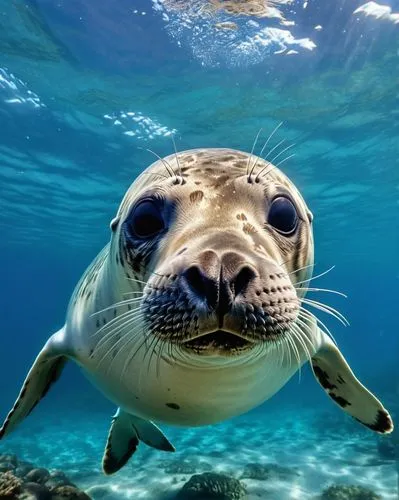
[233,266,256,297]
[184,266,205,296]
[183,266,218,309]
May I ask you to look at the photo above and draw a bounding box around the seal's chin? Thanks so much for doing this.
[182,330,255,355]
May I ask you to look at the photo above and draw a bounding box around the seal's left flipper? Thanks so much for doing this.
[312,334,393,434]
[0,328,68,439]
[102,408,175,475]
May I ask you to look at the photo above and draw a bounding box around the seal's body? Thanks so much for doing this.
[0,149,393,474]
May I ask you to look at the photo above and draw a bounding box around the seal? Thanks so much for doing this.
[0,148,393,474]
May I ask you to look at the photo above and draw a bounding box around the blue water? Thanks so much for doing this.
[0,1,398,498]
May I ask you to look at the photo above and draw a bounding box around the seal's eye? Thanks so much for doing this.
[128,199,165,239]
[268,196,298,235]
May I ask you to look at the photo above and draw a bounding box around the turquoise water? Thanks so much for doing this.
[0,1,398,498]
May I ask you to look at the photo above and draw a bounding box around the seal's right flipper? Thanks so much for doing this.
[0,328,68,439]
[312,333,393,434]
[102,408,175,475]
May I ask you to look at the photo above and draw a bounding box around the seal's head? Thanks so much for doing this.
[111,148,313,364]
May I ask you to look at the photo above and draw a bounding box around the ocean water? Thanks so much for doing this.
[0,1,398,499]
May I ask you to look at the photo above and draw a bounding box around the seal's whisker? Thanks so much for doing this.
[90,310,137,339]
[264,138,285,160]
[288,332,303,380]
[122,323,158,382]
[286,327,302,381]
[105,321,149,377]
[301,297,349,327]
[294,314,319,352]
[166,336,180,366]
[143,147,176,180]
[295,287,347,298]
[94,316,145,357]
[102,314,146,350]
[294,313,316,349]
[115,334,144,381]
[285,334,295,369]
[109,325,141,367]
[250,121,284,182]
[145,334,161,376]
[278,255,303,270]
[104,323,142,375]
[293,326,314,371]
[281,335,290,368]
[155,336,167,378]
[281,258,312,274]
[94,316,143,370]
[273,153,296,170]
[138,332,162,388]
[154,336,168,379]
[121,334,146,382]
[246,127,263,179]
[91,297,143,317]
[90,307,142,338]
[302,298,349,327]
[151,271,168,277]
[301,299,348,326]
[268,325,282,366]
[255,142,296,182]
[294,265,336,285]
[291,322,314,364]
[93,311,144,349]
[263,143,295,175]
[126,276,178,292]
[283,332,296,370]
[261,121,284,155]
[298,308,338,346]
[272,335,281,367]
[171,133,184,184]
[126,277,154,286]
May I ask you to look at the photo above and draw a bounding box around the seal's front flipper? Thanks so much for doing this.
[102,408,175,475]
[312,333,393,434]
[0,328,68,439]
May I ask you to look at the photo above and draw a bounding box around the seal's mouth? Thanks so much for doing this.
[183,330,254,354]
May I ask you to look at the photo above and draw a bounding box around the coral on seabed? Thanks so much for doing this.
[0,470,22,497]
[177,472,247,499]
[0,454,91,499]
[321,485,382,500]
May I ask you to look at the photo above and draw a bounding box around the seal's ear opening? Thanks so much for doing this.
[110,217,120,232]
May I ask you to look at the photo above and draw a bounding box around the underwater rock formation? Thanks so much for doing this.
[177,472,247,499]
[240,462,299,481]
[320,485,382,500]
[0,454,90,499]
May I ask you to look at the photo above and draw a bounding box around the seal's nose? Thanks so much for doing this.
[182,250,257,321]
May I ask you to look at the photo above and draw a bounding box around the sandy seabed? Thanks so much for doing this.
[0,406,397,499]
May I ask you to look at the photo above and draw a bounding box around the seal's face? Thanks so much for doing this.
[114,149,313,363]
